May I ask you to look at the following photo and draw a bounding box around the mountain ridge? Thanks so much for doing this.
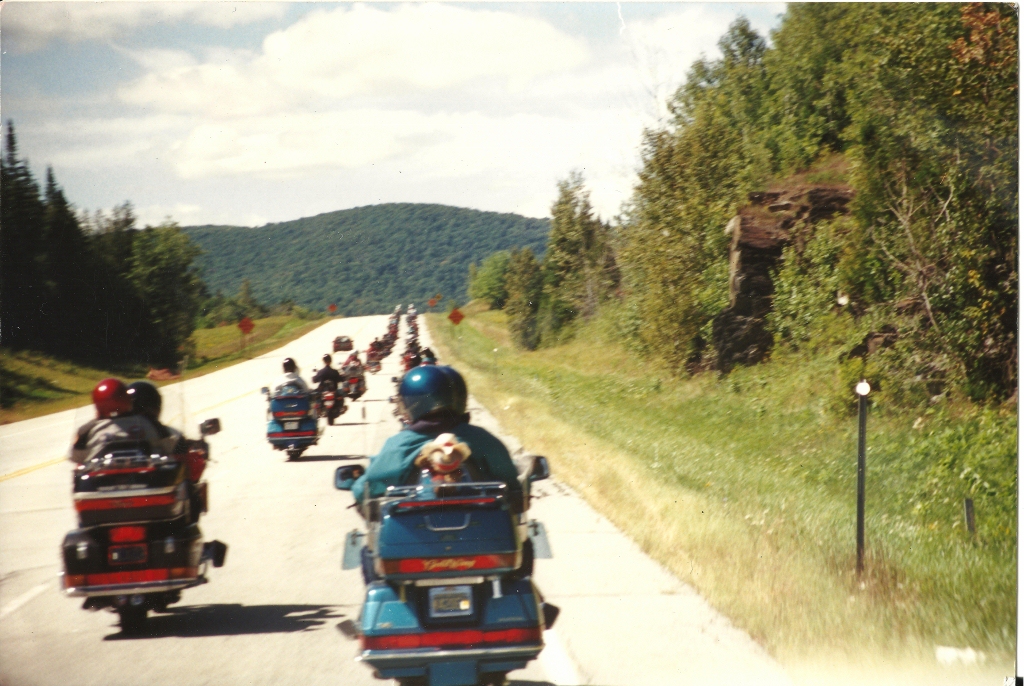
[184,202,549,316]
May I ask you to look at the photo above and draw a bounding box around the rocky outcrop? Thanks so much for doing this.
[712,186,854,372]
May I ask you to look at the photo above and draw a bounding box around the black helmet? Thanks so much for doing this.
[283,357,297,373]
[126,381,162,418]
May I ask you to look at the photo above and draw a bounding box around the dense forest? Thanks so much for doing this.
[481,3,1017,405]
[1,124,205,368]
[185,205,549,316]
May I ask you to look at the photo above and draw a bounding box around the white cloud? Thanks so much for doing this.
[2,1,288,53]
[9,3,785,226]
[119,4,591,118]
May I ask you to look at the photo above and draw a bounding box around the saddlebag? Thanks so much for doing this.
[62,521,203,588]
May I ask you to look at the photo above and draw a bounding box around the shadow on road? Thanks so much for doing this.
[104,604,343,640]
[290,454,365,462]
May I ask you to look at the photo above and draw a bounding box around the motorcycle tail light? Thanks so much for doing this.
[109,525,147,543]
[64,574,86,588]
[169,566,198,579]
[362,626,541,651]
[350,378,359,383]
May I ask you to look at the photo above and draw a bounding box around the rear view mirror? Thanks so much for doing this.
[335,464,365,490]
[199,418,221,436]
[528,456,550,482]
[261,387,269,395]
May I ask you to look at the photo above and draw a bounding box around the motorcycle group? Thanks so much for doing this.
[61,304,557,686]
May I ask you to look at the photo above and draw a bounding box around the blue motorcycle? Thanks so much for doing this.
[261,384,321,460]
[334,456,557,686]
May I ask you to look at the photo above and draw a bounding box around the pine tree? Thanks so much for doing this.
[0,122,47,349]
[503,247,542,350]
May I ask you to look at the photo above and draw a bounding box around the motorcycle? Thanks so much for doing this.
[61,418,228,633]
[317,380,345,426]
[262,384,321,460]
[342,368,367,401]
[334,452,557,686]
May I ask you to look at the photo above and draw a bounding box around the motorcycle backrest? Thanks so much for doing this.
[200,418,221,436]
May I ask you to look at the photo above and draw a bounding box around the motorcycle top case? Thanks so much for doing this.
[269,394,311,419]
[62,521,203,579]
[73,450,187,526]
[376,487,520,581]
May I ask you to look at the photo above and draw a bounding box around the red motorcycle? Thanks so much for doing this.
[317,383,345,425]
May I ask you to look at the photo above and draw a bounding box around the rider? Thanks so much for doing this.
[312,354,341,390]
[420,348,437,365]
[70,378,178,464]
[272,357,309,395]
[351,365,521,505]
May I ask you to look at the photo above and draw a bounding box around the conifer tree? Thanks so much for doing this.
[503,247,542,350]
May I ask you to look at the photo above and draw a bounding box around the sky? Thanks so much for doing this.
[2,1,785,227]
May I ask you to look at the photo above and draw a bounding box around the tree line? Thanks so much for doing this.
[470,4,1017,403]
[0,123,312,369]
[1,124,205,367]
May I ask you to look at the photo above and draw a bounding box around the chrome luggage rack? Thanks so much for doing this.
[82,448,174,471]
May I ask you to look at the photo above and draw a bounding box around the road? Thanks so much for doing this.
[0,315,792,686]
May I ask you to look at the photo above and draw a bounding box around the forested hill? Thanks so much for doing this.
[184,203,549,315]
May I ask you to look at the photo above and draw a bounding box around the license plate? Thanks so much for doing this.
[284,421,299,430]
[428,585,473,618]
[108,544,148,565]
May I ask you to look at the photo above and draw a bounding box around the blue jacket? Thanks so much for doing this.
[352,422,521,502]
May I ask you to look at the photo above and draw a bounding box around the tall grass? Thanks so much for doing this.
[427,308,1015,677]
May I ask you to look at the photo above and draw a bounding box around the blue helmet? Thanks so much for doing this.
[398,365,467,422]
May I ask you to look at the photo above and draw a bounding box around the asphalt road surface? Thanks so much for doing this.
[0,315,792,686]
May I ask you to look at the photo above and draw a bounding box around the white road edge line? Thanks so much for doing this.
[0,581,50,620]
[540,629,583,685]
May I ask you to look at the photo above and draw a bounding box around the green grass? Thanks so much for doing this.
[428,306,1015,681]
[0,315,327,424]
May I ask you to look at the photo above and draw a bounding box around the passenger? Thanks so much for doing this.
[352,365,521,504]
[126,381,187,457]
[70,378,177,464]
[273,357,309,396]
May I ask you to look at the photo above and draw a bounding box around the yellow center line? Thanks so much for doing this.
[0,456,66,483]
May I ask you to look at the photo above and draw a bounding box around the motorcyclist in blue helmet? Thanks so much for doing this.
[351,365,521,505]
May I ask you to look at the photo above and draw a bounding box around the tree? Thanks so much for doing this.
[503,248,542,350]
[0,122,47,349]
[468,250,511,309]
[129,222,205,366]
[539,172,618,341]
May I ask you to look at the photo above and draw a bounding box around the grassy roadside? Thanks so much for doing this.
[0,315,328,424]
[427,305,1015,684]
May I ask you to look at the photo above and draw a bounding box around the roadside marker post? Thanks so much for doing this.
[855,379,870,576]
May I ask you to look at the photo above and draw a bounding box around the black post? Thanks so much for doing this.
[856,391,868,576]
